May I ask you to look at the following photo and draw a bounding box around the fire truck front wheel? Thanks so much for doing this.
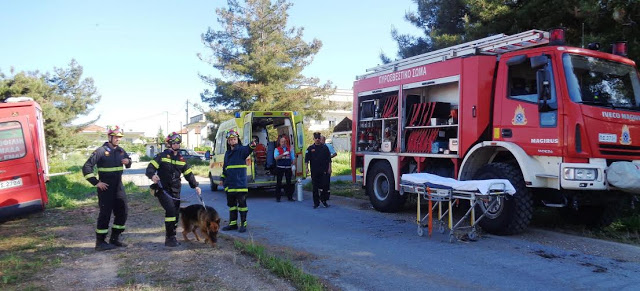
[367,161,405,212]
[473,163,533,235]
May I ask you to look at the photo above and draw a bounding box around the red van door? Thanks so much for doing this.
[0,116,44,219]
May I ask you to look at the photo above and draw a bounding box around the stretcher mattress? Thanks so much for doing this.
[401,173,516,195]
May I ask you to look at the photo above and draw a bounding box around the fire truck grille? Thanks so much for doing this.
[599,144,640,157]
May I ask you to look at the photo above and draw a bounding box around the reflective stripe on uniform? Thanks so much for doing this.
[184,168,193,175]
[229,220,237,226]
[96,228,109,234]
[150,160,160,168]
[226,164,247,169]
[97,166,124,172]
[165,217,176,222]
[227,188,248,193]
[229,206,238,211]
[84,173,96,179]
[220,173,226,178]
[242,221,248,226]
[161,158,186,166]
[112,224,125,230]
[238,207,248,212]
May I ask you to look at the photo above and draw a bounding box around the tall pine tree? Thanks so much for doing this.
[388,1,640,63]
[199,0,334,119]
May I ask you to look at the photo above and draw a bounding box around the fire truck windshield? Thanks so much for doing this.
[563,53,640,111]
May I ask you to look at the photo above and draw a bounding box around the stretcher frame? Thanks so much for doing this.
[400,181,509,242]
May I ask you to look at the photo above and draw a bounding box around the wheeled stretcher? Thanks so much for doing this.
[399,173,516,242]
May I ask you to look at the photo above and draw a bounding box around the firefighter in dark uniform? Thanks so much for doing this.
[221,129,256,233]
[305,132,332,208]
[145,132,201,247]
[82,125,132,251]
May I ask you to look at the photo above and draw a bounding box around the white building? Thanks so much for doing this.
[183,114,215,150]
[306,88,353,132]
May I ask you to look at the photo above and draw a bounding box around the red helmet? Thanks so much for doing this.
[226,129,239,139]
[107,125,124,137]
[166,132,182,144]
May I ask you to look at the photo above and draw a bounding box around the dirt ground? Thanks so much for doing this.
[1,191,301,290]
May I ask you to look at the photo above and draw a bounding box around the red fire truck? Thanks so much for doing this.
[352,29,640,234]
[0,97,49,220]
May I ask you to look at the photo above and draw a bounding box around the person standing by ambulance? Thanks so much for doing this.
[221,129,256,233]
[305,132,332,208]
[274,135,295,202]
[82,125,132,251]
[320,135,337,200]
[145,132,201,247]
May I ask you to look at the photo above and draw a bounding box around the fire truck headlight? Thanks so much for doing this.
[563,168,597,181]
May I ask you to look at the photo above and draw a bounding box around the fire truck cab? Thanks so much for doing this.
[0,97,49,220]
[352,29,640,234]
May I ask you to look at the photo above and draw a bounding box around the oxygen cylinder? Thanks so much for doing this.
[296,179,304,201]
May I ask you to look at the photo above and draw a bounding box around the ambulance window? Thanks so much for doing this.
[0,121,27,161]
[216,131,225,154]
[296,122,303,148]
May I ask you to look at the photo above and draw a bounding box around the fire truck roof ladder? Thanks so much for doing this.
[358,29,550,80]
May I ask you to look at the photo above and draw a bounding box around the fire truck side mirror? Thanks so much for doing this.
[536,69,555,112]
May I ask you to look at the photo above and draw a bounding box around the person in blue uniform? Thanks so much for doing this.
[221,129,256,233]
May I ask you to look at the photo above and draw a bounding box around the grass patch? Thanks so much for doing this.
[0,220,63,287]
[47,152,142,209]
[532,207,640,245]
[331,152,351,176]
[303,180,366,200]
[234,240,324,291]
[191,164,210,178]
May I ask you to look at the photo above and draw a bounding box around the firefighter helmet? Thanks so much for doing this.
[226,129,239,139]
[107,125,124,137]
[166,132,182,144]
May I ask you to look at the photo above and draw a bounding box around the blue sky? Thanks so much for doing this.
[0,0,420,136]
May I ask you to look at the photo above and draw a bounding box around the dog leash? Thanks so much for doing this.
[156,181,197,202]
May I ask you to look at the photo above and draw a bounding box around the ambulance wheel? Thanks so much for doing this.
[209,173,218,191]
[472,163,533,235]
[367,161,405,212]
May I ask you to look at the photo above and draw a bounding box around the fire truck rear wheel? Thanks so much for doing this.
[473,163,533,235]
[367,161,405,212]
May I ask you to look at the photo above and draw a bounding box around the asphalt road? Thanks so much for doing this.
[124,162,640,290]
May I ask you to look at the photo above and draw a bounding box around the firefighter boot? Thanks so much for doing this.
[165,236,179,247]
[95,233,116,251]
[109,228,127,247]
[222,222,238,231]
[238,211,247,233]
[164,222,180,247]
[238,221,247,233]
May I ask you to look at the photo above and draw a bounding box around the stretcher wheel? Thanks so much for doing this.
[468,230,478,241]
[449,234,455,243]
[417,226,424,237]
[438,224,446,234]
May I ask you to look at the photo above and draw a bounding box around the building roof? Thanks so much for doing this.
[81,124,105,133]
[333,117,352,132]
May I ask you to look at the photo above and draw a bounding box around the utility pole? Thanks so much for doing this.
[185,100,190,149]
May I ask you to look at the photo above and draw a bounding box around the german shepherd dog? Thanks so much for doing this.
[179,204,221,247]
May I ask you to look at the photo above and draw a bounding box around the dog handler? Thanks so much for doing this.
[146,132,201,247]
[221,129,256,233]
[82,125,132,251]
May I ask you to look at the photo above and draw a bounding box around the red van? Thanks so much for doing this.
[0,97,49,220]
